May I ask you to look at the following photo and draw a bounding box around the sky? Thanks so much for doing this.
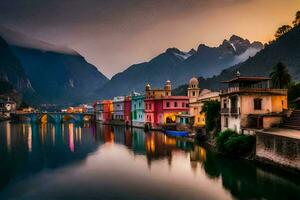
[0,0,299,78]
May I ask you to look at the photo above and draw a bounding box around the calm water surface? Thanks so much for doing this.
[0,121,299,200]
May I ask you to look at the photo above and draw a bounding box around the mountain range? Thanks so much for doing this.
[173,25,300,95]
[97,35,263,98]
[0,27,108,105]
[1,24,299,105]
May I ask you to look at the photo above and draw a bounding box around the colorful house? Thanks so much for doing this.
[112,96,125,124]
[124,96,132,126]
[131,92,145,127]
[144,80,189,128]
[95,100,113,124]
[220,73,288,134]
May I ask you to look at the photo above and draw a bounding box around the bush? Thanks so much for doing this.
[216,129,236,152]
[216,129,255,157]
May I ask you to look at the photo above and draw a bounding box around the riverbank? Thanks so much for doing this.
[202,129,300,175]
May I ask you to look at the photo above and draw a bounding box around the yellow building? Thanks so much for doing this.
[188,77,220,127]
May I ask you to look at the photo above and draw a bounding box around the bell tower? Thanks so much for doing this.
[188,77,200,103]
[164,80,172,96]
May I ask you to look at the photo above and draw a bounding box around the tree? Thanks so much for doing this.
[274,25,292,39]
[292,10,300,27]
[202,100,220,133]
[270,62,291,89]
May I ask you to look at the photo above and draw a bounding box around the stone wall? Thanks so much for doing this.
[256,132,300,171]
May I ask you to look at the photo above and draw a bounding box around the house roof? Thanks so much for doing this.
[222,76,271,83]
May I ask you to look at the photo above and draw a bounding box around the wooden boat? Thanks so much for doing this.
[164,130,189,137]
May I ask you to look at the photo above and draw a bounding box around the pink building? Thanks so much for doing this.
[124,96,132,126]
[144,80,189,128]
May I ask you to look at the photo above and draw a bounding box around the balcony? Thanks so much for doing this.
[221,108,229,114]
[230,107,240,115]
[220,107,240,115]
[221,87,288,96]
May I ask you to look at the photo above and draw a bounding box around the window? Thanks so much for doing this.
[174,102,178,107]
[225,117,229,127]
[182,102,185,107]
[223,99,227,108]
[254,98,262,110]
[192,91,195,96]
[166,102,170,107]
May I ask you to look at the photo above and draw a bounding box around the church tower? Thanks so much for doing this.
[164,80,172,96]
[188,77,200,103]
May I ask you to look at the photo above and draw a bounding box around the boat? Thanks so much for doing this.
[164,130,189,137]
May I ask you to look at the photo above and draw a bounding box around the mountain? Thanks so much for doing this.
[0,27,109,105]
[0,36,32,92]
[98,35,263,98]
[173,25,300,94]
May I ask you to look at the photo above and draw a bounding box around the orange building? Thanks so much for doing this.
[95,100,113,124]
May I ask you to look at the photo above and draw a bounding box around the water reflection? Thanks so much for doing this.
[0,122,299,199]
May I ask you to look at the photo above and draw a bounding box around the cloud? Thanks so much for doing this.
[231,47,262,65]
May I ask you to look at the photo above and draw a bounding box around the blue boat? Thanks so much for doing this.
[164,130,189,137]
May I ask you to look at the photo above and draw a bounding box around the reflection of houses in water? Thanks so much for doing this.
[190,146,207,171]
[124,128,132,149]
[144,132,192,167]
[100,125,115,143]
[131,128,146,155]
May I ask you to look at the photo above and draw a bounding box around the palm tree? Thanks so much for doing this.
[270,62,291,89]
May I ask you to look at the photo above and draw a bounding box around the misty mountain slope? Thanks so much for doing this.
[173,25,300,94]
[98,35,263,98]
[0,36,32,91]
[10,46,108,104]
[0,27,109,104]
[171,35,263,84]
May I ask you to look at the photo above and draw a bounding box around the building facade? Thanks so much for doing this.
[144,80,189,128]
[95,100,113,123]
[131,92,145,127]
[220,75,288,134]
[188,77,220,127]
[112,96,125,124]
[124,96,132,126]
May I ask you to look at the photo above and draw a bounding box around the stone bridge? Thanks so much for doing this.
[12,112,95,123]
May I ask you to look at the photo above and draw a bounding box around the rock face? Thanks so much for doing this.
[198,25,300,91]
[0,36,32,92]
[0,27,108,105]
[10,46,108,104]
[98,35,263,98]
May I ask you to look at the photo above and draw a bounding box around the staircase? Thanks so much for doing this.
[283,110,300,130]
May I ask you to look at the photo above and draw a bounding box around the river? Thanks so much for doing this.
[0,121,299,200]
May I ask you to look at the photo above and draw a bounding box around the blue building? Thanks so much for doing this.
[131,92,145,127]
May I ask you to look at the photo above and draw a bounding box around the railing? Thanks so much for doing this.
[221,87,288,95]
[230,107,240,115]
[221,108,229,114]
[220,107,240,115]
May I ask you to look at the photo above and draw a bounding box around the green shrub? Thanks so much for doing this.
[224,135,255,157]
[216,129,236,152]
[216,129,255,157]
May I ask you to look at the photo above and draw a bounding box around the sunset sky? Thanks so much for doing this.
[0,0,299,78]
